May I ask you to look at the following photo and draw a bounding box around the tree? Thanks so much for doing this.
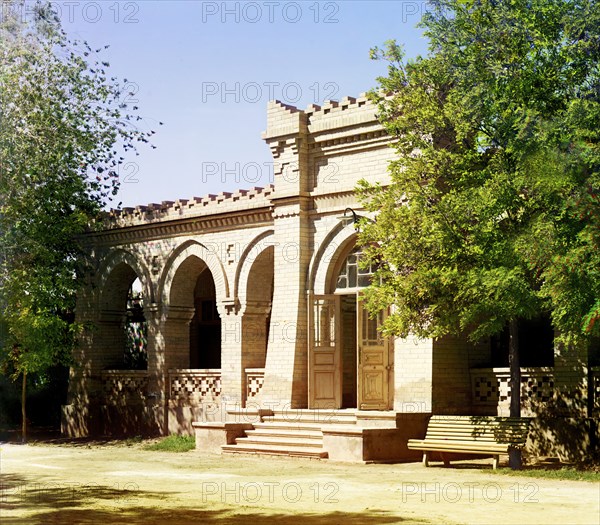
[359,0,600,468]
[0,1,156,441]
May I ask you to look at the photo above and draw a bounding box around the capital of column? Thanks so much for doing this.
[165,305,195,323]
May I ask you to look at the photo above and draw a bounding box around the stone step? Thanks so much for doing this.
[267,410,357,425]
[222,443,328,459]
[236,436,323,448]
[253,421,324,431]
[219,411,352,459]
[246,428,322,439]
[264,416,356,426]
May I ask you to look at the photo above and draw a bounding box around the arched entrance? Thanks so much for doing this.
[190,269,221,369]
[242,246,274,405]
[166,255,221,370]
[309,245,391,410]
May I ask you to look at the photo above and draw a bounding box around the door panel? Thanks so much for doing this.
[357,298,390,410]
[308,294,341,409]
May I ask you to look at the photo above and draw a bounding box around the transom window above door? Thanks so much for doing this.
[335,246,376,292]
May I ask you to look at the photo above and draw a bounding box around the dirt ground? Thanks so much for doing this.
[0,440,598,525]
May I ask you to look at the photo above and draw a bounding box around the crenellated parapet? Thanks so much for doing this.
[264,93,390,137]
[104,185,275,229]
[262,94,393,202]
[263,93,381,137]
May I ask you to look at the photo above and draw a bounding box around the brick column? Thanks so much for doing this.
[145,303,167,434]
[553,340,588,417]
[219,305,244,410]
[393,337,433,413]
[63,282,99,437]
[163,306,195,370]
[257,100,311,409]
[241,302,271,405]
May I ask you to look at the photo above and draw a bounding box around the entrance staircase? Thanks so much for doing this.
[221,409,357,459]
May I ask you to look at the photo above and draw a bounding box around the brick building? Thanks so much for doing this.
[62,96,599,462]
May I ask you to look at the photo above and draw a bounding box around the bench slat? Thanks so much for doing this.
[426,424,528,428]
[425,428,528,433]
[425,436,525,441]
[410,442,511,449]
[426,422,528,427]
[408,440,517,450]
[424,434,526,441]
[422,425,530,429]
[426,430,526,435]
[409,445,511,453]
[426,423,529,429]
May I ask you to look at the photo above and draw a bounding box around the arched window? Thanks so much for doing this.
[335,246,376,292]
[124,277,147,370]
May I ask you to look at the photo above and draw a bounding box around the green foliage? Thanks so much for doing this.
[360,0,600,345]
[143,434,196,453]
[493,466,600,483]
[124,320,148,370]
[0,2,155,384]
[124,289,148,370]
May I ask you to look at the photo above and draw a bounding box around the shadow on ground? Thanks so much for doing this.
[0,473,432,525]
[2,508,430,524]
[0,426,146,448]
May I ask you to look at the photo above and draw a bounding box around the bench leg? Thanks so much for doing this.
[440,453,450,467]
[422,452,429,467]
[492,455,499,470]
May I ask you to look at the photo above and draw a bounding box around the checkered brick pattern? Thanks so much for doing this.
[246,372,265,398]
[102,372,148,402]
[472,371,555,406]
[472,376,501,404]
[170,372,221,399]
[524,375,554,402]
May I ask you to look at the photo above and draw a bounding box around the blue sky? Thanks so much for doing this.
[46,1,430,207]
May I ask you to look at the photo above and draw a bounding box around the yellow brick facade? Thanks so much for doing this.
[62,96,595,462]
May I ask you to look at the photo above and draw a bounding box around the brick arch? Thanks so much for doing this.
[309,223,357,295]
[235,230,274,309]
[94,249,154,371]
[97,248,155,309]
[159,240,229,308]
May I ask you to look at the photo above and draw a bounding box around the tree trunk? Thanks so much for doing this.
[508,319,522,470]
[21,370,27,444]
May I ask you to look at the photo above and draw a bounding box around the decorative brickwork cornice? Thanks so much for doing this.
[91,207,274,245]
[309,128,390,152]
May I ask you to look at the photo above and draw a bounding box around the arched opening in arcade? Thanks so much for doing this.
[100,264,147,370]
[242,245,274,405]
[166,255,221,370]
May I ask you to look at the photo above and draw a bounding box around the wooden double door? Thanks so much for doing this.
[308,293,391,410]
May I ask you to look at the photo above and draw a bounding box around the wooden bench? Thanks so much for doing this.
[407,416,530,469]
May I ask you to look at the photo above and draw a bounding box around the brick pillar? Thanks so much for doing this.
[219,305,244,410]
[393,337,433,413]
[258,100,311,409]
[163,306,195,370]
[63,283,99,437]
[241,302,271,406]
[145,303,167,434]
[553,340,588,417]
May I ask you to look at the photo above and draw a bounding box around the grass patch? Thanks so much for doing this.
[143,434,195,452]
[493,467,600,482]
